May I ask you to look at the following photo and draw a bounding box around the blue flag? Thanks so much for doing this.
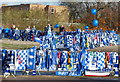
[77,48,86,75]
[34,37,42,44]
[28,46,36,70]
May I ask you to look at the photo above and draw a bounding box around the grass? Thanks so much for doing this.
[1,42,39,50]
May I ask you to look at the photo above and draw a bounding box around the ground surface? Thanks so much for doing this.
[0,39,119,53]
[0,39,40,49]
[1,75,119,80]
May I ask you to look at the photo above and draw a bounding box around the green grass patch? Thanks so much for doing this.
[1,43,39,50]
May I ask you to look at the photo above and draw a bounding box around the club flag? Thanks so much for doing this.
[16,50,28,70]
[47,26,52,36]
[77,49,87,75]
[106,52,110,62]
[82,35,86,48]
[67,63,73,70]
[80,49,87,66]
[101,38,106,45]
[67,51,73,70]
[1,49,7,62]
[34,37,42,44]
[110,52,113,65]
[52,50,58,65]
[86,41,89,49]
[28,46,36,70]
[45,49,49,70]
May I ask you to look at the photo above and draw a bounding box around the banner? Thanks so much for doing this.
[1,48,119,76]
[27,47,36,70]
